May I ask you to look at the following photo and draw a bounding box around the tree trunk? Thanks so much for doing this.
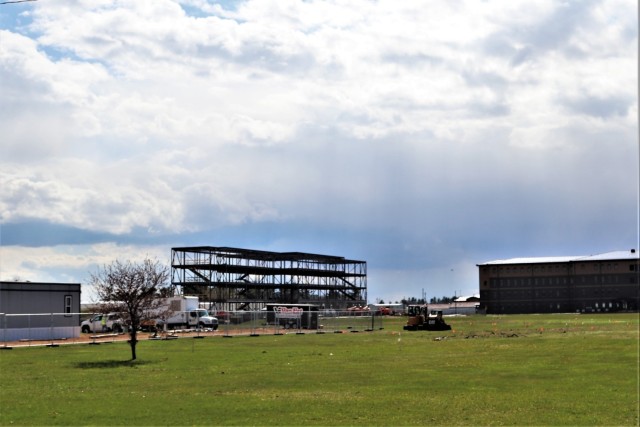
[129,328,138,360]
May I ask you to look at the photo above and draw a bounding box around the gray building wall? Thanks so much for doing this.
[0,281,81,341]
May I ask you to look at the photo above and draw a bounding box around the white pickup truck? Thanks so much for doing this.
[81,312,124,333]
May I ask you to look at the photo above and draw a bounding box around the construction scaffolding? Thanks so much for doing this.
[171,246,367,311]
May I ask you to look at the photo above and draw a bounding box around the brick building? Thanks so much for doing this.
[477,250,639,314]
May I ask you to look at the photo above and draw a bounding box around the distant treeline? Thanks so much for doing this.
[378,296,456,305]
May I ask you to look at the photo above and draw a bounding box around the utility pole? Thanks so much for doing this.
[454,290,457,315]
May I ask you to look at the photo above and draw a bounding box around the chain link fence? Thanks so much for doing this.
[0,310,387,347]
[1,312,83,348]
[214,309,385,336]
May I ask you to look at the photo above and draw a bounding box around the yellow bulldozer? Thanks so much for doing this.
[403,305,452,331]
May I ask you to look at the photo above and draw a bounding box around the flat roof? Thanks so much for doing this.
[478,250,639,266]
[172,246,365,264]
[0,281,81,287]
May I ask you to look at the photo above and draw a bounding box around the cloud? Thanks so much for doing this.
[0,243,168,302]
[0,0,637,302]
[1,221,112,247]
[561,94,633,118]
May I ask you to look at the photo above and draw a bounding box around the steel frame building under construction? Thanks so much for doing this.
[171,246,367,311]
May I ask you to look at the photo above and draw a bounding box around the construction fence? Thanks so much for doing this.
[0,310,386,347]
[216,309,384,336]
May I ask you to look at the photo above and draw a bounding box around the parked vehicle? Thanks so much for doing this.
[378,307,394,316]
[81,312,124,333]
[149,296,218,331]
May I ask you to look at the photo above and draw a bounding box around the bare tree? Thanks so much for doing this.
[90,258,170,360]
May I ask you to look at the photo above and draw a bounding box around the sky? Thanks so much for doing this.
[0,0,638,304]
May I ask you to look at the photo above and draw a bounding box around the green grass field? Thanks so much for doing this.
[1,313,638,426]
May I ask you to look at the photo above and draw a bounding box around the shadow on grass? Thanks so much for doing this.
[73,359,154,369]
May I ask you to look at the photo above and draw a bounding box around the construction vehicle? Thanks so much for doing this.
[145,296,218,331]
[403,305,451,331]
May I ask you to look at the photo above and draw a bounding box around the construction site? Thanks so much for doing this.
[171,246,367,311]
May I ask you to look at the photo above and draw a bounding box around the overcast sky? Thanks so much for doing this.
[0,0,637,304]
